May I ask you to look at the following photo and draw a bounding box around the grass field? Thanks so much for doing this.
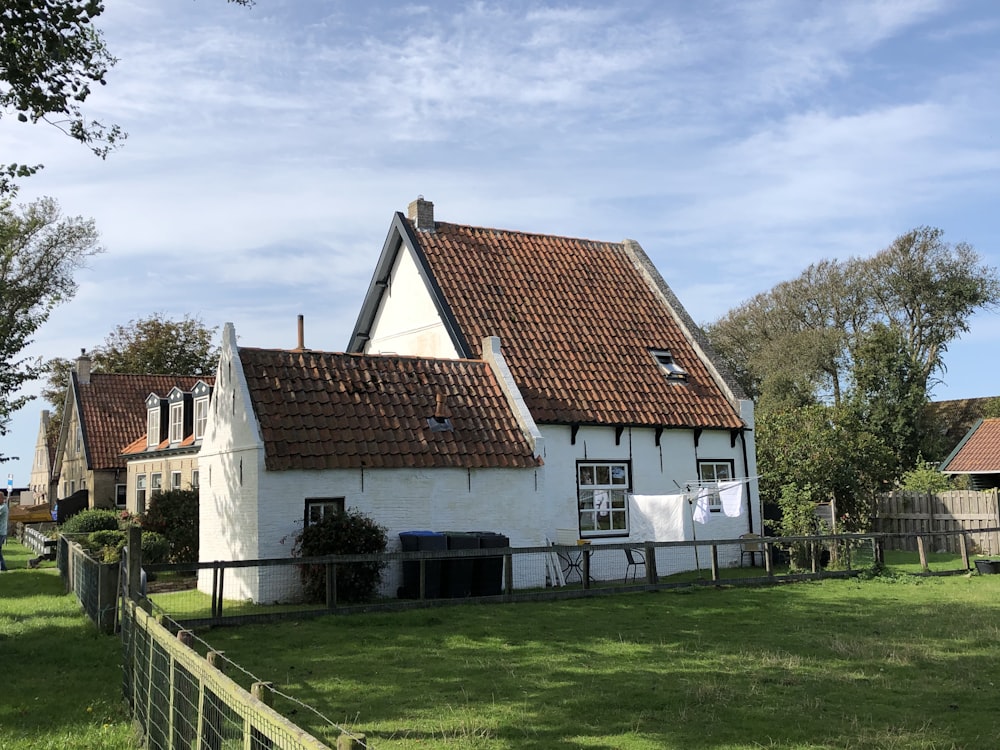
[4,535,999,750]
[196,563,1000,749]
[0,539,137,750]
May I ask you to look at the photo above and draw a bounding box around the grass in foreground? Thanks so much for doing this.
[0,539,137,750]
[200,571,1000,749]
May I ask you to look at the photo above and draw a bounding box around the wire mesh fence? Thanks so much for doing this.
[58,534,120,633]
[120,595,361,749]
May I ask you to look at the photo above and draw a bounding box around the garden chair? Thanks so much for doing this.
[624,546,646,582]
[740,533,763,567]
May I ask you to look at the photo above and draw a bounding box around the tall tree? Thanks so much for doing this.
[0,197,102,460]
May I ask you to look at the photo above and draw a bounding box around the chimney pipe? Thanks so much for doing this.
[297,315,305,350]
[407,196,435,232]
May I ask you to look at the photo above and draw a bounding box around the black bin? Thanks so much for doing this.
[398,531,446,599]
[443,532,479,598]
[471,532,509,596]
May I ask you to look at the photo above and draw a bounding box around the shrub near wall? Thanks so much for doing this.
[142,490,199,562]
[293,510,389,603]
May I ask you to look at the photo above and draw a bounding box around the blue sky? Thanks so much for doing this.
[2,0,999,486]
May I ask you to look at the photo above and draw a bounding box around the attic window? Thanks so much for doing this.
[427,416,453,432]
[651,350,688,382]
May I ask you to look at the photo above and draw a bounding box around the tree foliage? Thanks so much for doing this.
[0,197,102,460]
[0,0,254,195]
[141,489,199,563]
[707,227,1000,487]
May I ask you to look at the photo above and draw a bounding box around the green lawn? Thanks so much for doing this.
[0,539,137,749]
[199,570,1000,749]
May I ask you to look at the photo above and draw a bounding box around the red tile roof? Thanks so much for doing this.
[942,418,1000,473]
[76,374,213,470]
[408,220,744,429]
[239,347,541,471]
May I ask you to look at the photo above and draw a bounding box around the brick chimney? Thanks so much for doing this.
[76,348,92,385]
[407,196,435,232]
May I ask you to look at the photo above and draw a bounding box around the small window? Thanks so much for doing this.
[191,470,200,489]
[304,497,345,527]
[169,402,184,443]
[698,460,734,513]
[171,471,182,491]
[651,349,688,382]
[151,473,162,498]
[194,397,209,440]
[115,484,127,508]
[136,474,147,515]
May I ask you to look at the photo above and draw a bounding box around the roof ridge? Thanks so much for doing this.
[433,219,624,247]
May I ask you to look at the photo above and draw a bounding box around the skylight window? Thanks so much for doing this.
[651,350,688,382]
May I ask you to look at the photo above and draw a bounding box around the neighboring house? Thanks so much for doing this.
[52,350,212,510]
[940,418,1000,490]
[28,409,57,506]
[121,379,214,515]
[200,197,761,600]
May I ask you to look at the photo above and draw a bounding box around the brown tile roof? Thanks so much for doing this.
[408,220,744,429]
[942,418,1000,473]
[239,347,541,471]
[76,374,214,470]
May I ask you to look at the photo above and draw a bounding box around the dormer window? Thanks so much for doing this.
[651,350,688,382]
[169,401,184,444]
[194,396,209,440]
[147,407,160,448]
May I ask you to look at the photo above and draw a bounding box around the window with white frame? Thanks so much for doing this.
[191,470,200,489]
[577,462,630,536]
[147,408,159,448]
[698,460,734,513]
[169,402,184,443]
[304,497,345,527]
[115,484,127,508]
[194,396,209,440]
[136,474,147,514]
[151,473,162,498]
[171,471,182,491]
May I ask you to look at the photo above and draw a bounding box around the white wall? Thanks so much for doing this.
[365,246,459,359]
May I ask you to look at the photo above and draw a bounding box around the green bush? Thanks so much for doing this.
[141,531,171,565]
[292,509,388,604]
[141,489,198,562]
[61,509,121,535]
[88,529,126,548]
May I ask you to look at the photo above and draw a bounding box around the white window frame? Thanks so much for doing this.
[136,474,147,515]
[171,471,182,491]
[191,470,200,489]
[194,396,209,440]
[304,497,345,527]
[577,461,630,537]
[698,460,734,513]
[147,409,159,448]
[151,472,163,498]
[169,402,184,444]
[115,483,127,508]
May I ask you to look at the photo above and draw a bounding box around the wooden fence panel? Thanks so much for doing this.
[875,490,1000,555]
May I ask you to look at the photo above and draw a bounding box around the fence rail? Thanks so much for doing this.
[875,489,1000,555]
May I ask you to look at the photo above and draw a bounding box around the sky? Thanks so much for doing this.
[2,0,1000,486]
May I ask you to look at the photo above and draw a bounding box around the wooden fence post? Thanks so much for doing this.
[325,563,337,609]
[127,525,143,600]
[710,545,719,582]
[764,542,773,577]
[338,733,368,749]
[582,549,591,590]
[959,533,970,571]
[644,543,657,584]
[916,536,929,572]
[503,553,513,596]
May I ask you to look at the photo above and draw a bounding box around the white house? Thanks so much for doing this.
[198,198,761,601]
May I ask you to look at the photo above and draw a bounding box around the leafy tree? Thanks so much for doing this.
[0,0,254,195]
[0,197,102,460]
[292,510,389,604]
[42,313,219,431]
[899,459,953,493]
[982,398,1000,419]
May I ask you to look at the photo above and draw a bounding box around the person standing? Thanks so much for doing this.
[0,493,8,571]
